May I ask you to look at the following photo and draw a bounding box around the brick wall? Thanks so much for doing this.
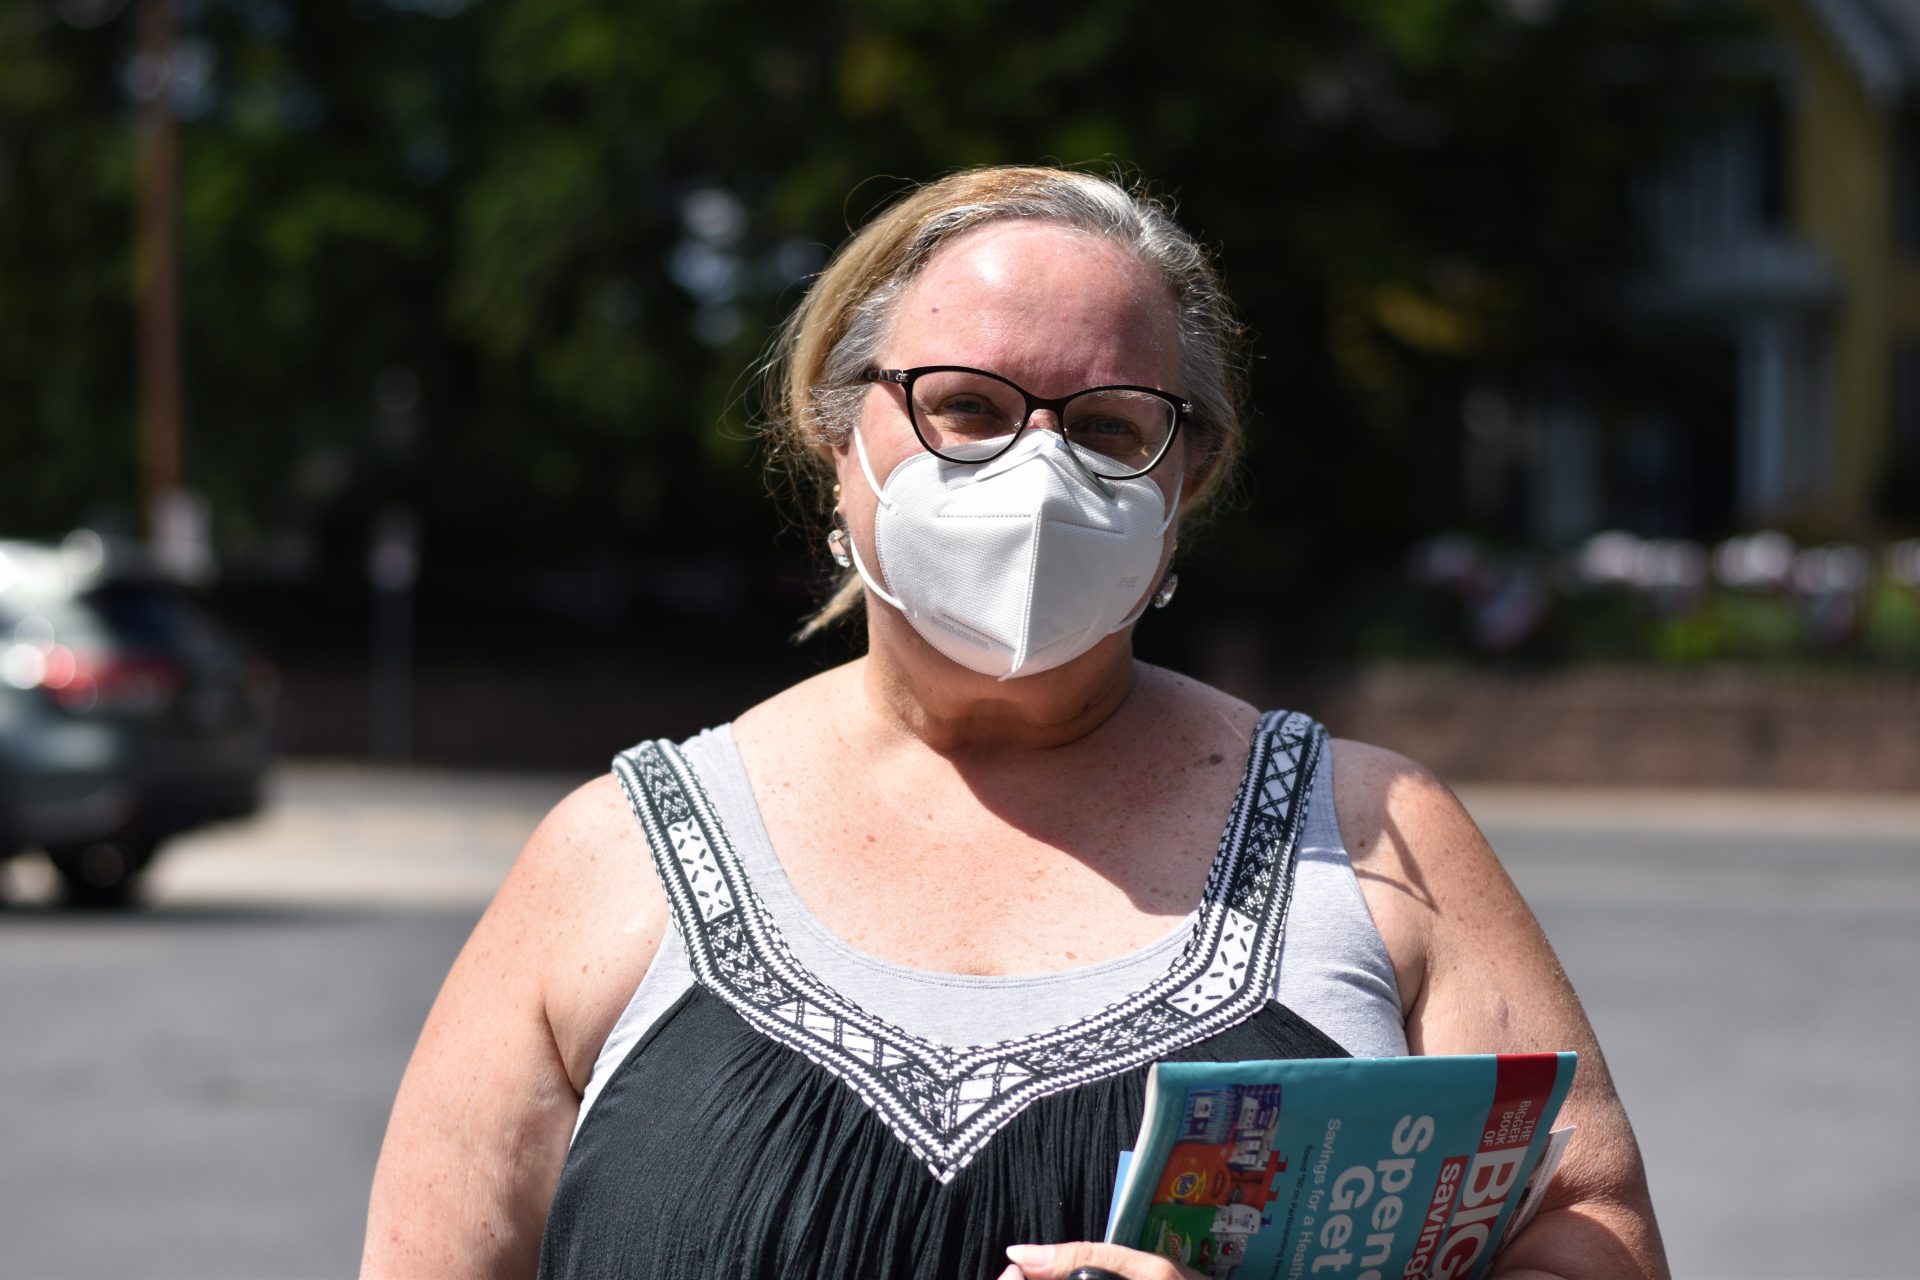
[273,656,1920,790]
[1253,666,1920,791]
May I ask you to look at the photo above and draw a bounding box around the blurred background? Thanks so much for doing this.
[1,0,1916,1276]
[3,0,1919,779]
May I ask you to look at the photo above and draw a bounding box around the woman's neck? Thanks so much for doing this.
[856,610,1138,756]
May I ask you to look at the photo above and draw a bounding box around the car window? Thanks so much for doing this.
[77,583,205,649]
[2,580,223,656]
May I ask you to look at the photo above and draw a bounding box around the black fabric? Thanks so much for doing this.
[538,988,1348,1280]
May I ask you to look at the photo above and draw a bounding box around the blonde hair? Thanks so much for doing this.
[762,166,1249,637]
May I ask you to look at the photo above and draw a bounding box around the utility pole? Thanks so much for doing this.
[135,0,181,538]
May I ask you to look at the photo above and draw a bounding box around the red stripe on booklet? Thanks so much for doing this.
[1479,1053,1560,1154]
[1425,1055,1564,1280]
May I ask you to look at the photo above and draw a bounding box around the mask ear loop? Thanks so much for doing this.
[1107,466,1184,634]
[851,422,893,512]
[1155,467,1183,536]
[844,424,906,611]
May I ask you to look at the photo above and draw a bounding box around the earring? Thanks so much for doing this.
[1151,571,1179,609]
[827,526,852,569]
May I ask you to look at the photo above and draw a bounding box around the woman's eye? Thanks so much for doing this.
[1075,416,1142,440]
[939,395,1001,418]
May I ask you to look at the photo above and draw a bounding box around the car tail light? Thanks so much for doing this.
[25,645,182,715]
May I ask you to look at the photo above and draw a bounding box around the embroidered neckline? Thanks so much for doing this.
[613,709,1323,1183]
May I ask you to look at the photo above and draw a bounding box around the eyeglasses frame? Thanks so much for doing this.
[862,365,1190,481]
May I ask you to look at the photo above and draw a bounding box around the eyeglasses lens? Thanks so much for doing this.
[1061,390,1176,477]
[908,370,1025,453]
[908,370,1174,477]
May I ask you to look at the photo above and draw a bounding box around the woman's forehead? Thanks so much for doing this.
[888,222,1183,390]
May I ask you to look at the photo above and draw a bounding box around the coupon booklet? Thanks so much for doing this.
[1103,1053,1577,1280]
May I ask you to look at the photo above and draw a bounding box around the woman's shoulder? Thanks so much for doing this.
[1327,737,1478,859]
[514,770,656,884]
[494,770,673,1094]
[1323,736,1519,1017]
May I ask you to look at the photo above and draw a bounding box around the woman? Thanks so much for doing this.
[362,167,1666,1280]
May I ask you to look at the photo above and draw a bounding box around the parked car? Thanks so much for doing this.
[0,534,274,906]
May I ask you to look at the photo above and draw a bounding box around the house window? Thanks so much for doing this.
[1898,342,1920,454]
[1639,86,1786,255]
[1756,84,1786,229]
[1899,116,1920,258]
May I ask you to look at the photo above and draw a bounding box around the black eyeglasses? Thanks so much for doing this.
[863,365,1188,480]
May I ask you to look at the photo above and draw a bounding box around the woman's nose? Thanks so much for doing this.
[1025,408,1067,437]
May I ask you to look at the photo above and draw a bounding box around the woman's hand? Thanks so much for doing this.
[998,1241,1204,1280]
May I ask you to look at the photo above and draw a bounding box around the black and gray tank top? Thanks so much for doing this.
[538,710,1405,1280]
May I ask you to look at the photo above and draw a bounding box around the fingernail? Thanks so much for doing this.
[1005,1244,1053,1268]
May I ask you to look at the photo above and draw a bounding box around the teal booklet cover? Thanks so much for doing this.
[1104,1053,1576,1280]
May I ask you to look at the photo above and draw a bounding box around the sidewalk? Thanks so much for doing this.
[7,761,1910,914]
[1455,782,1920,838]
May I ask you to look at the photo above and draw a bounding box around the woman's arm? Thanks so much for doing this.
[1334,740,1668,1280]
[361,776,666,1279]
[1015,737,1666,1280]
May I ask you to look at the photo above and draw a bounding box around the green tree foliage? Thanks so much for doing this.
[0,0,1734,571]
[0,0,138,532]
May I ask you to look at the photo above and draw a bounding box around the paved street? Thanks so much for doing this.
[2,765,1915,1278]
[1469,789,1920,1279]
[0,766,580,1280]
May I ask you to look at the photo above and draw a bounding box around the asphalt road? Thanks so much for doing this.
[1,765,1915,1279]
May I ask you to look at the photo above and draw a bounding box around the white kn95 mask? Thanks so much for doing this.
[845,424,1180,679]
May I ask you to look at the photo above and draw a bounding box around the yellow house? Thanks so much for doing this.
[1641,0,1920,531]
